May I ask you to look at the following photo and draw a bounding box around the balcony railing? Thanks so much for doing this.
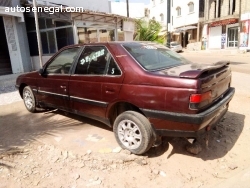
[0,0,12,7]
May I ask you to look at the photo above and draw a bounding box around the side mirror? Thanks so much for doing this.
[38,68,44,75]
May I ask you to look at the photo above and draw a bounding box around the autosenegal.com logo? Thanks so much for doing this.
[5,5,85,14]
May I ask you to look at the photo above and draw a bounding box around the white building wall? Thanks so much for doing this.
[171,0,199,31]
[111,2,145,18]
[149,0,168,29]
[40,0,110,12]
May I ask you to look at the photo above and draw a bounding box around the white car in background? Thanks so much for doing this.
[170,42,183,53]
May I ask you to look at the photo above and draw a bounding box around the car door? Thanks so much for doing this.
[36,47,81,110]
[102,53,123,113]
[69,45,124,122]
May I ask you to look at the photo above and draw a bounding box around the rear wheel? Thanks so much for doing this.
[23,86,36,113]
[113,111,154,155]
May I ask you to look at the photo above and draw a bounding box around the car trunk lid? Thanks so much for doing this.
[160,61,232,110]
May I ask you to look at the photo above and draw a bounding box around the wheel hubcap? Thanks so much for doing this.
[24,90,33,109]
[117,120,142,150]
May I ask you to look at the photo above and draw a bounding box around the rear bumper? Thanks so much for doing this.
[141,87,235,137]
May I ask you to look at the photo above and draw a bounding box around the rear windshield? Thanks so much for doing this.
[122,42,191,71]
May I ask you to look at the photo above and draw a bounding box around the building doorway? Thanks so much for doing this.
[0,16,12,75]
[227,27,238,47]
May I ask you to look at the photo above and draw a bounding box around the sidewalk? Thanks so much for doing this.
[182,48,250,56]
[0,73,22,105]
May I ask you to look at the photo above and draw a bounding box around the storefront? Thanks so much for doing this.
[172,25,198,48]
[24,4,127,70]
[208,18,239,49]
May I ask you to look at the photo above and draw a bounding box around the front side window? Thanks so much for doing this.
[45,48,80,74]
[123,42,191,71]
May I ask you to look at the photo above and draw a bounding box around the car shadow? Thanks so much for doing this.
[146,111,245,160]
[0,102,112,168]
[0,101,244,162]
[54,109,112,132]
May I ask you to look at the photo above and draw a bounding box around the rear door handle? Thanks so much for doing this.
[60,85,67,89]
[105,89,115,94]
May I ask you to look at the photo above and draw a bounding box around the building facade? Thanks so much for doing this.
[0,0,32,76]
[203,0,250,50]
[110,1,145,18]
[0,0,127,74]
[171,0,205,48]
[147,0,168,33]
[147,0,205,48]
[240,0,250,50]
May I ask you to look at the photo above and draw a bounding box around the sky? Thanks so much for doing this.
[111,0,150,5]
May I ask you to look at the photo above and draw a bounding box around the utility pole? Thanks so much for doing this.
[33,0,43,68]
[238,0,242,48]
[126,0,129,17]
[167,0,171,46]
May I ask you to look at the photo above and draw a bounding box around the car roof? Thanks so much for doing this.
[64,41,159,48]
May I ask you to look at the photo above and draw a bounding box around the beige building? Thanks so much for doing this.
[203,0,250,50]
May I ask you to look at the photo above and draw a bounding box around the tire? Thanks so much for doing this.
[23,86,36,113]
[113,111,154,155]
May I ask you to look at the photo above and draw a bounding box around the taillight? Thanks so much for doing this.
[189,91,212,109]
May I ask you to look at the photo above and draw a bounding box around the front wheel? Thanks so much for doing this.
[23,86,36,113]
[113,111,154,155]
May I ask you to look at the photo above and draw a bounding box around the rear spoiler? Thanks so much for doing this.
[179,61,230,79]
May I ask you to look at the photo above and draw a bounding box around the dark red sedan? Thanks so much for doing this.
[16,42,235,154]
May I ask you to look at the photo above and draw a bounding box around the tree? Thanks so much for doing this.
[134,19,166,44]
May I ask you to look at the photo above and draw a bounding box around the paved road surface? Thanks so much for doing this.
[182,51,250,75]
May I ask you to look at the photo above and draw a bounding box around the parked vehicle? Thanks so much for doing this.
[16,42,235,154]
[169,41,183,52]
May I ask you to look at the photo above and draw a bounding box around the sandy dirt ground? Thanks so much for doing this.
[0,54,250,188]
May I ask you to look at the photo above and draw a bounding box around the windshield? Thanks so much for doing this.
[122,42,191,71]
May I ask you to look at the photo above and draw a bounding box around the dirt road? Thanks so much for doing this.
[0,55,250,187]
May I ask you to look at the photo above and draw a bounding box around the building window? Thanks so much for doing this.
[152,0,156,6]
[145,8,150,17]
[188,2,194,13]
[229,0,236,15]
[176,7,181,16]
[160,13,164,22]
[26,17,74,56]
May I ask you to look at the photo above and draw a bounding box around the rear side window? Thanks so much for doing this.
[107,56,121,76]
[75,46,108,75]
[123,42,191,71]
